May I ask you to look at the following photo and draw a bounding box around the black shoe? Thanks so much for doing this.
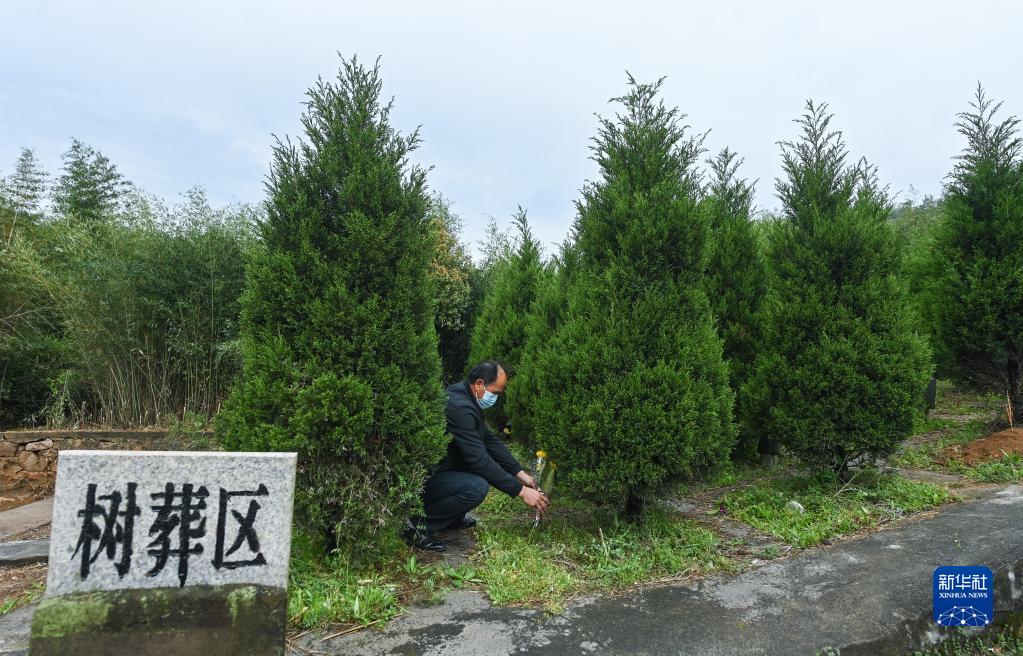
[402,525,446,553]
[447,515,477,530]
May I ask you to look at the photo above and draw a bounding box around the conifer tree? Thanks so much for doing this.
[930,85,1023,420]
[530,77,735,518]
[2,148,48,227]
[429,195,475,384]
[468,207,547,429]
[703,148,768,459]
[506,239,579,446]
[216,57,447,558]
[52,139,128,224]
[747,101,931,474]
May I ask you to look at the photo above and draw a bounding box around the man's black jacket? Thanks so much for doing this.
[432,381,524,497]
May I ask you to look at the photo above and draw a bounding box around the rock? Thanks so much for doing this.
[0,439,18,455]
[31,450,297,656]
[17,451,43,472]
[786,500,806,514]
[26,439,54,452]
[3,433,50,445]
[46,450,296,595]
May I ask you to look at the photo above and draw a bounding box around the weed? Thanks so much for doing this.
[722,468,951,548]
[0,582,44,616]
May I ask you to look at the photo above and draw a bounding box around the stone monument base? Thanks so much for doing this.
[29,583,287,656]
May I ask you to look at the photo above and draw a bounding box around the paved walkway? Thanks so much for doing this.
[0,499,52,541]
[297,484,1023,656]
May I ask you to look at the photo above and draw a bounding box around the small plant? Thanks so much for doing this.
[722,469,951,548]
[165,410,219,451]
[0,582,44,616]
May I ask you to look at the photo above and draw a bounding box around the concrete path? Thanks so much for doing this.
[0,540,48,566]
[298,484,1023,656]
[0,499,52,541]
[0,607,31,656]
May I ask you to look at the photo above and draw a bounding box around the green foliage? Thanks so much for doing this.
[722,468,951,548]
[216,56,448,560]
[469,207,548,429]
[505,239,579,447]
[962,452,1023,482]
[529,76,735,517]
[747,101,932,473]
[52,139,129,225]
[1,186,252,428]
[0,147,48,239]
[0,581,45,616]
[287,531,404,629]
[890,195,946,343]
[929,84,1023,420]
[428,195,478,384]
[909,620,1023,655]
[703,148,768,459]
[472,489,732,611]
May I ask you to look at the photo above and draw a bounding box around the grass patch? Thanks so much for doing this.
[471,491,735,612]
[286,530,478,630]
[894,414,1023,483]
[722,468,952,548]
[954,452,1023,484]
[0,582,44,616]
[892,418,993,471]
[909,627,1023,655]
[286,491,736,628]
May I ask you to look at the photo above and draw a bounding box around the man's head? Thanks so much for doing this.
[467,360,506,406]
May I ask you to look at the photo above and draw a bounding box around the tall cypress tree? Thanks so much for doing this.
[468,207,547,429]
[531,77,735,518]
[216,57,447,558]
[930,85,1023,419]
[507,238,579,447]
[748,101,931,474]
[703,148,768,459]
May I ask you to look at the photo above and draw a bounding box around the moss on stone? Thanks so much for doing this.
[31,592,111,638]
[227,585,257,623]
[30,585,288,656]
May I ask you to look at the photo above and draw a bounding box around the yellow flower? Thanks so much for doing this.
[536,450,547,458]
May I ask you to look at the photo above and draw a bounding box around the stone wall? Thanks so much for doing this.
[0,430,170,506]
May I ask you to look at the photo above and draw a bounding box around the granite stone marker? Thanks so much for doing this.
[29,450,297,656]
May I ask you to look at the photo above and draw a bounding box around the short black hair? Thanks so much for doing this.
[467,361,504,386]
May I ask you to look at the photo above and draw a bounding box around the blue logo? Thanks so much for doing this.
[933,566,994,627]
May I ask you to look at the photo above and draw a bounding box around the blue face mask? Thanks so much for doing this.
[478,389,498,409]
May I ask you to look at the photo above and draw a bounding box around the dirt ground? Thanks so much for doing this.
[0,562,46,604]
[0,523,50,605]
[943,427,1023,466]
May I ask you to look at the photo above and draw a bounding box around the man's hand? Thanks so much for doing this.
[518,486,549,513]
[516,470,538,489]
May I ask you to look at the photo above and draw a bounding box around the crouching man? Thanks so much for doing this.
[404,360,549,552]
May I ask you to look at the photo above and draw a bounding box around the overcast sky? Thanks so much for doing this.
[2,1,1020,256]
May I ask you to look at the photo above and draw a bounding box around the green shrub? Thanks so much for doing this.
[703,148,769,460]
[505,240,579,448]
[530,77,735,518]
[216,56,447,560]
[468,207,548,430]
[928,85,1023,420]
[428,195,478,385]
[747,101,932,473]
